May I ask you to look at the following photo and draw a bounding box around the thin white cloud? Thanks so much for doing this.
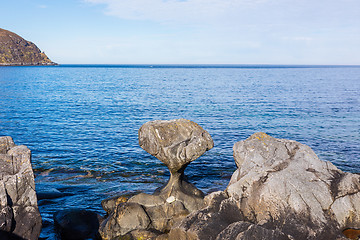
[84,0,266,23]
[84,0,360,28]
[282,36,313,42]
[78,0,360,64]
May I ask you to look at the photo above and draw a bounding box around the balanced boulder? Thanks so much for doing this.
[99,119,214,239]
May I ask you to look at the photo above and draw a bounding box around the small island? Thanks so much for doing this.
[0,28,56,66]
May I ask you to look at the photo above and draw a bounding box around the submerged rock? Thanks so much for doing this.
[99,119,214,239]
[54,209,103,240]
[0,136,42,240]
[167,133,359,240]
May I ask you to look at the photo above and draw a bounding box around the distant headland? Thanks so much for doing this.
[0,28,56,66]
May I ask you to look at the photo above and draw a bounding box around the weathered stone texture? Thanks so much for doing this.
[138,118,214,174]
[0,136,41,240]
[226,132,360,239]
[99,119,214,239]
[167,133,359,240]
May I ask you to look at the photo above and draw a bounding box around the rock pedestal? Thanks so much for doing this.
[137,119,213,210]
[0,136,42,240]
[99,119,214,239]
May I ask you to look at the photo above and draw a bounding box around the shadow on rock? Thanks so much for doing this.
[54,209,103,240]
[99,119,214,239]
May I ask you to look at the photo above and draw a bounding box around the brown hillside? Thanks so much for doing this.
[0,28,56,66]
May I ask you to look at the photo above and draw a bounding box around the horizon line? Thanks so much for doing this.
[55,63,360,67]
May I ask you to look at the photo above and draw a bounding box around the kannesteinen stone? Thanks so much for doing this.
[138,118,214,174]
[166,133,359,240]
[0,136,42,240]
[99,119,214,239]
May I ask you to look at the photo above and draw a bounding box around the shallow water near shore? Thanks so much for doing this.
[0,64,359,239]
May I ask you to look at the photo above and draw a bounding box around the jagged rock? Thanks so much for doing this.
[0,136,42,240]
[120,229,161,240]
[215,221,292,240]
[54,209,102,240]
[100,202,151,239]
[226,132,360,239]
[166,133,358,240]
[99,119,214,239]
[166,192,243,240]
[101,195,128,215]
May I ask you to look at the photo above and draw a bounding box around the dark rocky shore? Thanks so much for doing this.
[0,28,56,66]
[1,119,359,240]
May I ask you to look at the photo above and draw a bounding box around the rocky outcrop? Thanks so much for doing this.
[99,119,214,239]
[0,28,56,66]
[0,136,42,240]
[167,132,359,240]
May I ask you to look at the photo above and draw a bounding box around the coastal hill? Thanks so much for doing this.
[0,28,56,66]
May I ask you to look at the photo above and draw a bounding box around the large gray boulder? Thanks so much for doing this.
[167,133,358,240]
[99,119,214,239]
[138,118,214,174]
[227,132,360,239]
[0,136,42,240]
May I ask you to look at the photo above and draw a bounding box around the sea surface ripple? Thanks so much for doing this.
[0,65,359,239]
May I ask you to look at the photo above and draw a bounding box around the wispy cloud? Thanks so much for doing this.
[79,0,360,64]
[84,0,266,23]
[84,0,360,28]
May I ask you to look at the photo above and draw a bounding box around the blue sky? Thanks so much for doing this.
[1,0,359,64]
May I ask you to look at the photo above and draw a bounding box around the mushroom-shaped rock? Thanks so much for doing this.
[138,119,213,204]
[99,119,214,238]
[139,118,214,174]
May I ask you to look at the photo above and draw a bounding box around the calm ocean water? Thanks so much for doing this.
[0,65,359,239]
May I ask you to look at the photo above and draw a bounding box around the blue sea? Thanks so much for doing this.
[0,64,359,239]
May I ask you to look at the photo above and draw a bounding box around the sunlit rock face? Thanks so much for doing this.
[0,136,42,240]
[99,119,214,239]
[166,133,359,240]
[227,132,360,239]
